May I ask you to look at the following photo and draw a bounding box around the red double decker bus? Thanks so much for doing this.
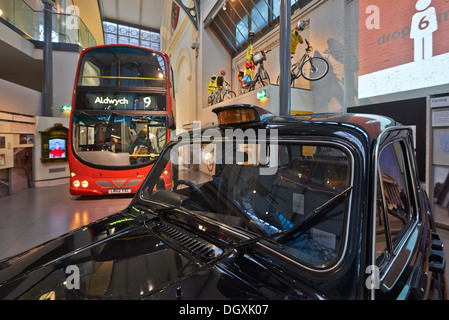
[69,45,175,196]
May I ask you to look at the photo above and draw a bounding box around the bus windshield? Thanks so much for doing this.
[77,46,166,88]
[72,114,167,167]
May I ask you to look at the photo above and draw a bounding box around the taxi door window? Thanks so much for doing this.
[375,140,417,263]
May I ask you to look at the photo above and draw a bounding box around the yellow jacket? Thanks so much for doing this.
[291,31,304,55]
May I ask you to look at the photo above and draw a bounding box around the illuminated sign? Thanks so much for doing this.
[257,90,267,99]
[212,105,274,125]
[359,0,449,99]
[95,97,129,106]
[61,105,71,112]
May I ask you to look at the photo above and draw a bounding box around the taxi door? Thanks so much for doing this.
[371,129,446,300]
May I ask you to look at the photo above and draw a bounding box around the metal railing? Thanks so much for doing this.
[0,0,96,48]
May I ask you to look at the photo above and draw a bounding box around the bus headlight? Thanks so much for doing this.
[73,180,81,188]
[81,180,89,188]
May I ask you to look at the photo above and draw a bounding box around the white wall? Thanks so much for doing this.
[161,3,197,128]
[161,0,233,129]
[232,0,346,113]
[198,21,233,109]
[162,0,449,121]
[0,49,79,119]
[52,49,80,118]
[201,86,315,126]
[0,78,42,116]
[0,17,80,119]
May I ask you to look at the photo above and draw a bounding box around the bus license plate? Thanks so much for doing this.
[108,188,131,194]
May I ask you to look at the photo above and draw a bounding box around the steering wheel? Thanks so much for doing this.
[172,180,213,211]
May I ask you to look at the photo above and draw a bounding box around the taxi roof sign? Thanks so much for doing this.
[212,104,274,126]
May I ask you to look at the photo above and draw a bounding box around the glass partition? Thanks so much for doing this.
[0,0,96,48]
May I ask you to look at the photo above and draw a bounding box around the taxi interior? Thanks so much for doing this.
[143,139,352,268]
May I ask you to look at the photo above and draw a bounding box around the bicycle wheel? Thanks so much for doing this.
[241,84,250,94]
[291,62,301,86]
[222,90,236,101]
[215,90,223,104]
[207,95,214,106]
[256,68,270,89]
[301,57,329,81]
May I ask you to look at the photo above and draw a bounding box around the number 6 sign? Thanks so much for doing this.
[411,0,438,61]
[358,0,449,99]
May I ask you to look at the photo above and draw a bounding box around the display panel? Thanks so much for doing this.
[74,91,166,111]
[40,124,68,163]
[49,139,66,159]
[359,0,449,98]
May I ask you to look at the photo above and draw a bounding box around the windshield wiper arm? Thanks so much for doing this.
[220,186,352,252]
[232,229,285,251]
[276,186,352,243]
[131,204,177,223]
[229,186,353,251]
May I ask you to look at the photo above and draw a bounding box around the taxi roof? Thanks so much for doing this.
[211,104,403,145]
[267,112,402,142]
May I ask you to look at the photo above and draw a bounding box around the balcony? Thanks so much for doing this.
[0,0,98,92]
[0,0,96,49]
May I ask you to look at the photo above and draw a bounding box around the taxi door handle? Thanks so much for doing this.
[410,266,428,299]
[431,232,444,251]
[429,250,446,274]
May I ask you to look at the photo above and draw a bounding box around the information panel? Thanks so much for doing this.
[431,95,449,227]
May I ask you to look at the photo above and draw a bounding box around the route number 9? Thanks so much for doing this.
[144,97,152,108]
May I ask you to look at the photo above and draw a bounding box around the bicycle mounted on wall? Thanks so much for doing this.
[207,71,236,106]
[277,38,329,86]
[238,49,271,95]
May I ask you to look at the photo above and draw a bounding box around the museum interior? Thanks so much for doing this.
[0,0,448,300]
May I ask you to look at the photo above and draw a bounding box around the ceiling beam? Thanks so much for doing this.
[173,0,200,31]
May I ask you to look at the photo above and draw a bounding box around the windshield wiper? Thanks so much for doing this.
[276,186,352,243]
[131,204,176,223]
[231,186,353,250]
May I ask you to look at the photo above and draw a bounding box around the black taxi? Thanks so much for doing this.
[0,105,446,301]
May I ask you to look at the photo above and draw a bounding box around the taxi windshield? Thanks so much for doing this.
[140,137,353,268]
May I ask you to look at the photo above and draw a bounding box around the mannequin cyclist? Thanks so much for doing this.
[291,20,306,55]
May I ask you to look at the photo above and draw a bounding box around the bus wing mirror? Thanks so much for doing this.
[167,115,176,130]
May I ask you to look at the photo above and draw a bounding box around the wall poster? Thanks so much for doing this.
[359,0,449,99]
[433,128,449,165]
[434,165,449,227]
[431,95,449,228]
